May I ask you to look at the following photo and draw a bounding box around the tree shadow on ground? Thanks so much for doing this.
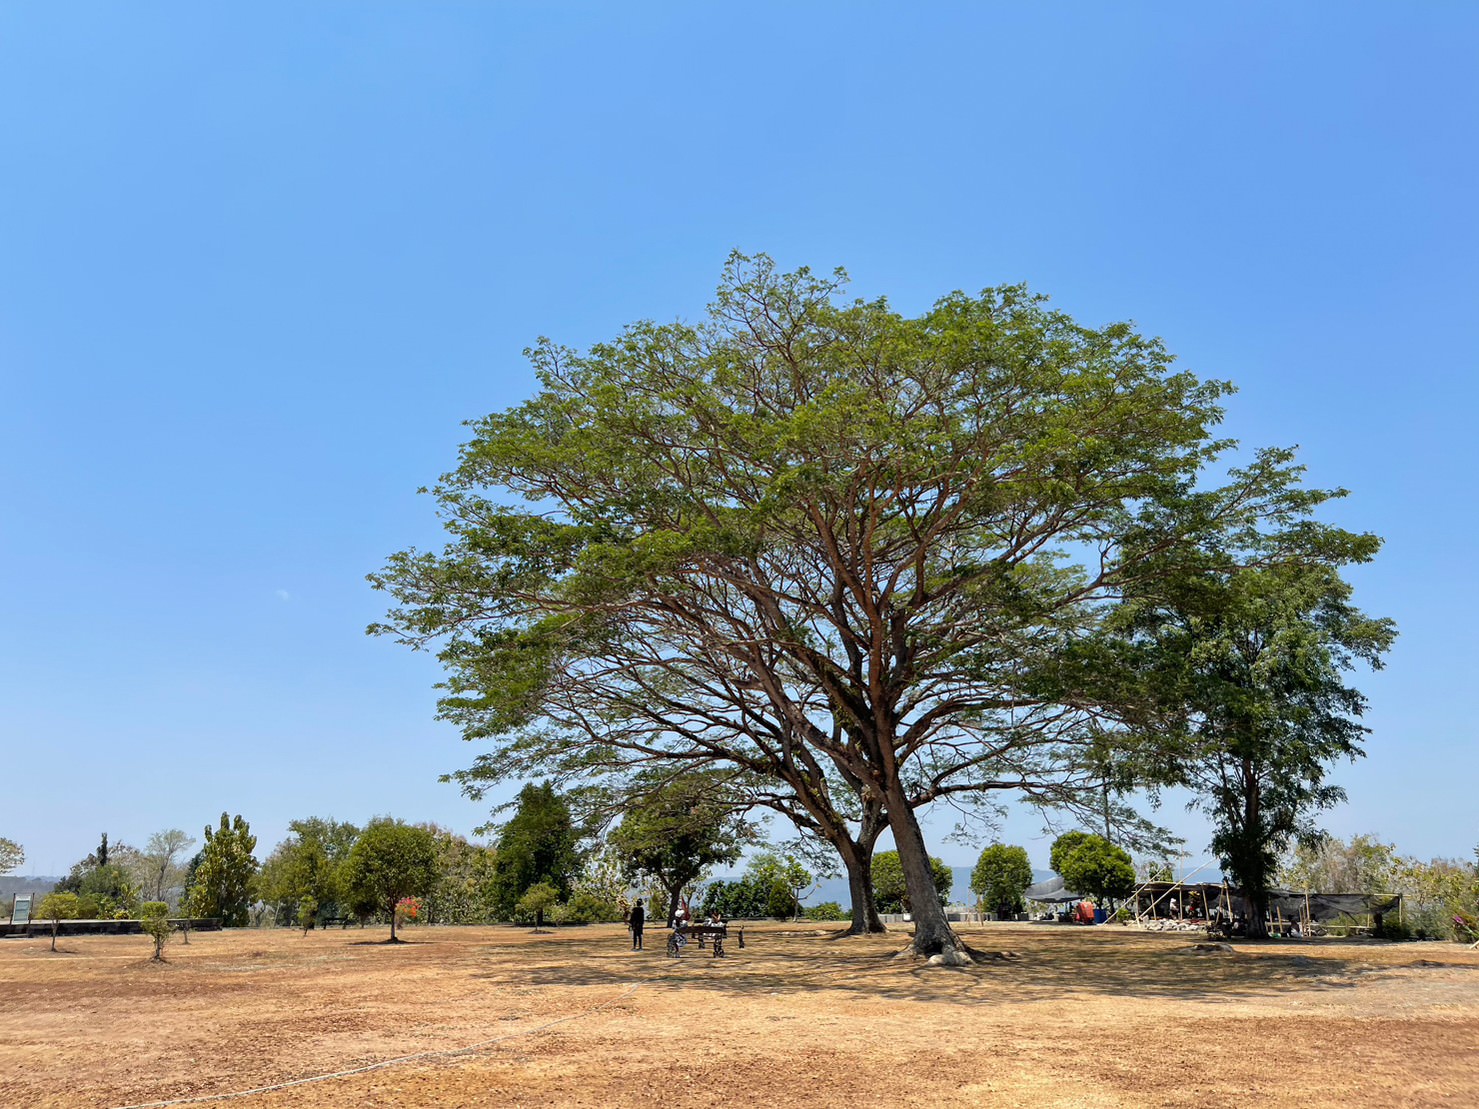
[349,938,418,946]
[461,925,1464,1006]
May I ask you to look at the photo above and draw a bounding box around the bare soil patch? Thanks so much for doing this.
[3,923,1477,1108]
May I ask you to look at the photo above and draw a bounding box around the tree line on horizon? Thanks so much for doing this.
[7,809,1475,946]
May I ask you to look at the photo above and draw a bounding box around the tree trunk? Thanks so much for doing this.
[1242,889,1269,939]
[836,834,886,934]
[884,784,962,958]
[51,922,58,952]
[389,901,399,942]
[1237,765,1268,939]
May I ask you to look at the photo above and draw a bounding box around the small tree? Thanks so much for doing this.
[0,836,23,875]
[747,852,815,921]
[608,773,756,927]
[872,851,953,914]
[1059,835,1136,908]
[341,819,439,942]
[139,901,171,961]
[297,897,319,936]
[970,844,1034,917]
[515,883,560,930]
[35,892,80,952]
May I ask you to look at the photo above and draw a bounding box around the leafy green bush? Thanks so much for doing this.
[1372,913,1412,940]
[701,876,772,920]
[558,890,622,925]
[804,901,848,921]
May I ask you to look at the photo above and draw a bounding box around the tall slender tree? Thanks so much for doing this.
[1115,559,1394,937]
[140,829,196,903]
[188,813,258,927]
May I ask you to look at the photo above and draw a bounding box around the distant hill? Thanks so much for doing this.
[1,876,60,899]
[795,866,1056,909]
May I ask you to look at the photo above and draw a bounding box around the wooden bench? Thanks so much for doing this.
[666,924,744,958]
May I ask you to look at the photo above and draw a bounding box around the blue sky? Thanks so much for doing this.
[3,3,1475,879]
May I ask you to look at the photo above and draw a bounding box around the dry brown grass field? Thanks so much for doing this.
[2,921,1477,1108]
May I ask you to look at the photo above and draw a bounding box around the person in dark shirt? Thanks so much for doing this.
[628,899,645,951]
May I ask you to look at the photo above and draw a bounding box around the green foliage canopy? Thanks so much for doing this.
[188,813,259,927]
[419,824,499,925]
[1049,832,1094,878]
[872,850,953,914]
[371,254,1365,956]
[1113,558,1394,936]
[490,783,582,921]
[342,818,439,942]
[1057,835,1136,905]
[608,774,756,924]
[970,844,1034,914]
[259,817,359,927]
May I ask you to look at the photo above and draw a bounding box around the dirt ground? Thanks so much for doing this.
[2,922,1477,1108]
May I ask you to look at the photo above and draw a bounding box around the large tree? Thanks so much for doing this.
[373,254,1340,957]
[1116,559,1394,938]
[1057,833,1136,907]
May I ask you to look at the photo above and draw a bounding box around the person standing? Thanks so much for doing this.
[628,899,645,951]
